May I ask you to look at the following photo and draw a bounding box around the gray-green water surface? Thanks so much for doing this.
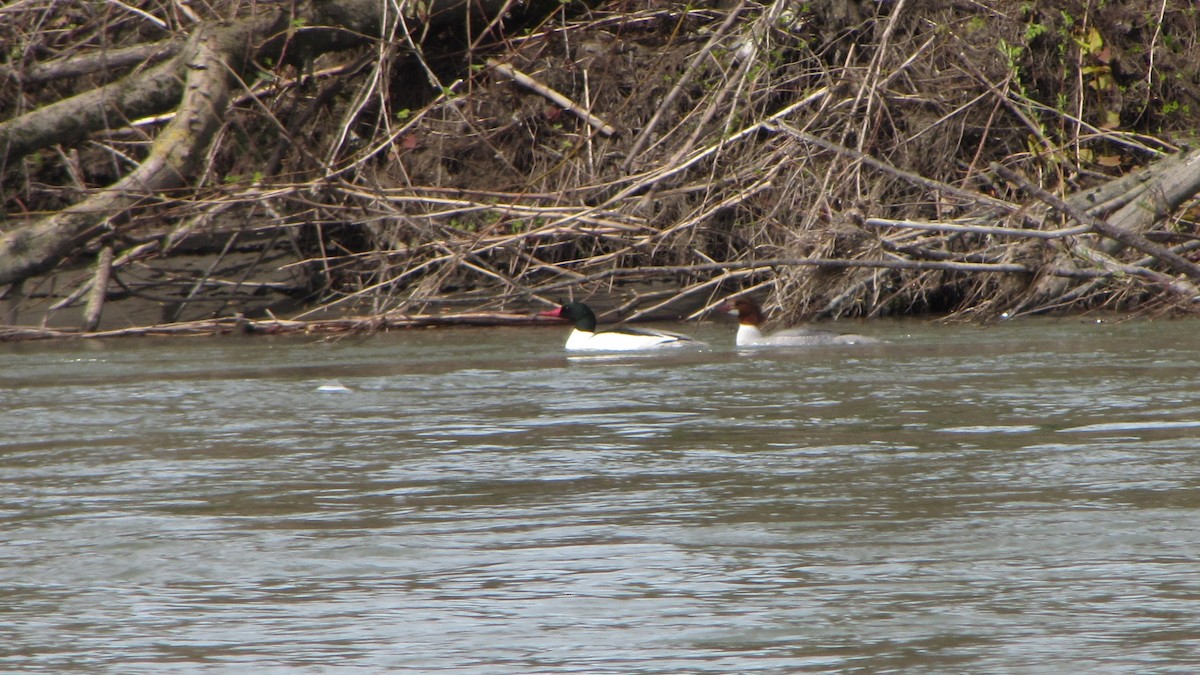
[3,318,1200,672]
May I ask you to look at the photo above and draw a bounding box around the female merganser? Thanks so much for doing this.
[539,302,706,352]
[720,298,878,347]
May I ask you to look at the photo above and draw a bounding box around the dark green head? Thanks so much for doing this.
[538,301,597,331]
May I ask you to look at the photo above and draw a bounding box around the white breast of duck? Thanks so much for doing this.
[566,327,697,352]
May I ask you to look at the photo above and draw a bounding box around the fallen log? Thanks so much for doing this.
[992,162,1200,283]
[991,154,1200,310]
[0,311,557,342]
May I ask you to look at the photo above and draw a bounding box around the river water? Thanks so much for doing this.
[2,317,1200,672]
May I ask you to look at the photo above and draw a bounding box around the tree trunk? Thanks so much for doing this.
[0,19,256,286]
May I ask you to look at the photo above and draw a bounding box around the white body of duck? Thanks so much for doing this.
[721,298,879,347]
[540,302,706,352]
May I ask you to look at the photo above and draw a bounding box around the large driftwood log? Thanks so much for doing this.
[1010,149,1200,305]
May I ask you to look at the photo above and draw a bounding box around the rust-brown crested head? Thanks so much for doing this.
[719,297,765,326]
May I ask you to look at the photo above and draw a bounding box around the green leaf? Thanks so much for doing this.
[1074,27,1103,55]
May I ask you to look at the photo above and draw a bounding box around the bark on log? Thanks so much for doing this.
[0,21,245,287]
[0,39,183,86]
[1097,149,1200,250]
[0,56,188,167]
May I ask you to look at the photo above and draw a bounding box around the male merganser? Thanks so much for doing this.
[539,301,706,352]
[720,298,878,347]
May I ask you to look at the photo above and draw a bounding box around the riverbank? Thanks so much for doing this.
[4,1,1200,337]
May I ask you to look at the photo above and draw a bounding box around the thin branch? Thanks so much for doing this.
[82,246,114,332]
[864,216,1090,240]
[529,256,1094,297]
[489,59,616,137]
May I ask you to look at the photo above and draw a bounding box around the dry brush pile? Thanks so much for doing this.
[3,0,1200,338]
